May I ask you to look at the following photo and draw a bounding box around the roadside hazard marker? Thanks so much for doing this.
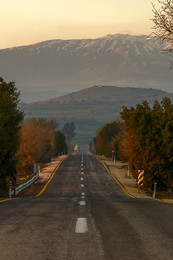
[138,170,144,192]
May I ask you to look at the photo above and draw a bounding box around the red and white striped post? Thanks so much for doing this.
[138,170,144,193]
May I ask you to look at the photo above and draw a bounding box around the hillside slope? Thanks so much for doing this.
[22,86,173,143]
[39,85,170,104]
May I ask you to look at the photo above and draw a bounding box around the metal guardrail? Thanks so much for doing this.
[10,173,39,197]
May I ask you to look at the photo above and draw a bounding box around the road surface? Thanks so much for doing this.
[0,149,173,259]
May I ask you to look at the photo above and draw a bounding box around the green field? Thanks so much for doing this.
[22,102,118,143]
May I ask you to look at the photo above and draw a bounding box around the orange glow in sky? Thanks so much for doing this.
[0,0,159,49]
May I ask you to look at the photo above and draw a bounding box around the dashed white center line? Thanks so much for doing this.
[81,184,84,187]
[81,177,84,181]
[75,218,88,233]
[80,196,85,199]
[78,201,86,206]
[81,192,85,196]
[81,172,84,175]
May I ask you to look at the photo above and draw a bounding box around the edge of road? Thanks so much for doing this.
[96,156,135,199]
[95,156,173,204]
[1,154,172,204]
[35,155,70,197]
[0,198,15,203]
[0,155,70,203]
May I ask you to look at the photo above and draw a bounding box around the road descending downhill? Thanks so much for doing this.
[0,147,173,260]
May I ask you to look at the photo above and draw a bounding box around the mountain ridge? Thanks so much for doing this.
[0,34,150,51]
[1,33,173,103]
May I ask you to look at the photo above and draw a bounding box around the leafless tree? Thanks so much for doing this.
[151,0,173,57]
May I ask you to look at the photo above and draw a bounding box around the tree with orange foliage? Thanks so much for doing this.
[17,118,57,177]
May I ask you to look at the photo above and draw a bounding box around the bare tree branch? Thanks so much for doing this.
[151,0,173,55]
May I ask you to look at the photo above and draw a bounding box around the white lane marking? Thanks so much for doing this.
[81,168,83,171]
[81,184,84,187]
[81,192,85,196]
[81,172,84,175]
[80,196,85,199]
[75,218,88,233]
[81,177,84,181]
[78,201,86,206]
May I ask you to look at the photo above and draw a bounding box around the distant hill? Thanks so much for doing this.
[22,85,173,144]
[1,34,173,103]
[38,85,171,104]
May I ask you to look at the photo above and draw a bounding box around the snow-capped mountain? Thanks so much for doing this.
[0,34,173,101]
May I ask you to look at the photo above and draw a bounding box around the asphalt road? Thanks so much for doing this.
[0,149,173,260]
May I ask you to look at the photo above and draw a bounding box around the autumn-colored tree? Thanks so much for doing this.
[0,78,23,195]
[114,135,129,161]
[17,118,57,177]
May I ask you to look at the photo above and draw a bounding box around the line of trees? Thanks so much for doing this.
[0,78,69,196]
[91,121,126,159]
[93,97,173,191]
[121,97,173,190]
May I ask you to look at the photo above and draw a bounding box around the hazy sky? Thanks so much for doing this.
[0,0,159,49]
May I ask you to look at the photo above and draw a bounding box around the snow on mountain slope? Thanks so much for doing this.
[5,34,159,56]
[0,34,172,95]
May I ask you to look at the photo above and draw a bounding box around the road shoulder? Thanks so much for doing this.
[97,156,173,203]
[17,155,67,197]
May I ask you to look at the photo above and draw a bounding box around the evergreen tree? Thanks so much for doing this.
[121,97,173,190]
[62,121,76,143]
[55,130,68,155]
[0,78,23,195]
[96,121,123,157]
